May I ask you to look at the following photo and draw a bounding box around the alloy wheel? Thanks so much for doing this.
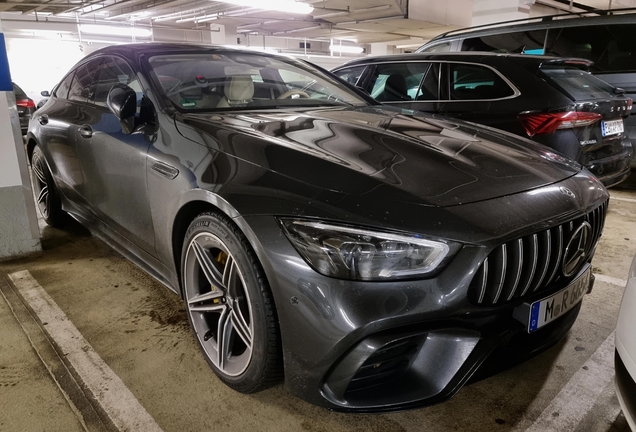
[31,150,52,219]
[184,232,254,376]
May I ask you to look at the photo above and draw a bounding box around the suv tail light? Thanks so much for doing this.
[518,111,602,137]
[16,99,35,109]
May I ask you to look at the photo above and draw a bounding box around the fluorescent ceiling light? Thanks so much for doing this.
[329,44,363,54]
[79,24,152,37]
[213,0,313,14]
[195,15,219,23]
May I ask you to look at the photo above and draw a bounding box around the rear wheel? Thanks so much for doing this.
[30,145,64,226]
[181,212,282,392]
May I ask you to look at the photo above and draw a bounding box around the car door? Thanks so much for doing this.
[38,60,102,205]
[439,62,519,131]
[74,55,156,254]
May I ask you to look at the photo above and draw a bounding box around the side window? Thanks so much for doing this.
[462,30,546,54]
[448,63,515,100]
[421,42,451,53]
[333,66,366,86]
[54,72,74,99]
[68,59,101,103]
[368,63,431,102]
[415,63,441,100]
[93,56,140,108]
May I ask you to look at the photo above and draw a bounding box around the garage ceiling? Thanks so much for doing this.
[0,0,634,49]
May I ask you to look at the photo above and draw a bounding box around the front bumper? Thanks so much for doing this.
[239,174,606,411]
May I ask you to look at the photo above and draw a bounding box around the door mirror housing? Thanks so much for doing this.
[107,84,137,134]
[41,90,50,97]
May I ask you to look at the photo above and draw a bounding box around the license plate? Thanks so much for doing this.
[514,266,591,333]
[601,119,624,137]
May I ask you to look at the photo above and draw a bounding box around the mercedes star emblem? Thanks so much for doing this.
[562,222,593,277]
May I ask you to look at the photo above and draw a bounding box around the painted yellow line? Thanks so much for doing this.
[8,270,163,432]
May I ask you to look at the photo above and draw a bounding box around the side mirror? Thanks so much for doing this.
[107,83,137,134]
[41,90,50,97]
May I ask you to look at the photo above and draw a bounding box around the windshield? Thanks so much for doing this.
[148,52,369,111]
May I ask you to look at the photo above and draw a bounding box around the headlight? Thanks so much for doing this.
[279,219,456,281]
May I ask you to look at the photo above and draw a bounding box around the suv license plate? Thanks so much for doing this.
[514,266,591,333]
[602,119,624,136]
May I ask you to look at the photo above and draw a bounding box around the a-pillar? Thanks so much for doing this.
[0,21,41,259]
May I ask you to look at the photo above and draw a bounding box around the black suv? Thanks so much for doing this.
[333,52,633,187]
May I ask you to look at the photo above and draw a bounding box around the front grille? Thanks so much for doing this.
[469,201,608,306]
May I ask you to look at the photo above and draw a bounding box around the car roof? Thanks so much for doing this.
[334,52,584,68]
[423,10,636,45]
[87,42,292,60]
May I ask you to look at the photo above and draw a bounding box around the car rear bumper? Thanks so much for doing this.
[585,141,633,187]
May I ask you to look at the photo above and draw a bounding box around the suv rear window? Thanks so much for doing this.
[540,66,615,100]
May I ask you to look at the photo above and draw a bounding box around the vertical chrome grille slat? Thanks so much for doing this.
[469,202,608,306]
[477,258,489,304]
[519,234,538,297]
[506,239,524,301]
[531,230,551,292]
[492,244,507,304]
[545,225,563,286]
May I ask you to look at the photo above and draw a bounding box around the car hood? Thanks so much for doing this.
[176,106,581,207]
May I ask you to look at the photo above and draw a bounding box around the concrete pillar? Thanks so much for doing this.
[0,21,41,259]
[370,43,388,56]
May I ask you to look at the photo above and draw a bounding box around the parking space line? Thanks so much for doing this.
[611,196,636,204]
[8,270,163,432]
[594,274,627,287]
[523,331,615,432]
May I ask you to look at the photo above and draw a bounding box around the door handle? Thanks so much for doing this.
[78,124,93,139]
[37,114,48,125]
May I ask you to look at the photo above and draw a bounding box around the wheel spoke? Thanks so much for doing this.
[36,185,49,204]
[190,239,225,291]
[187,290,224,305]
[189,303,226,313]
[223,257,238,298]
[32,163,47,184]
[230,308,252,348]
[217,307,232,370]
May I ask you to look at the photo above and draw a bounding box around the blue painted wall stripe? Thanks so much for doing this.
[0,34,12,92]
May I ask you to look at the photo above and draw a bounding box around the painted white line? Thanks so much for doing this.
[594,274,627,287]
[523,331,615,432]
[611,196,636,204]
[8,270,163,432]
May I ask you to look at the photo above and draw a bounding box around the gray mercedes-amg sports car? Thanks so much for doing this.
[27,43,608,412]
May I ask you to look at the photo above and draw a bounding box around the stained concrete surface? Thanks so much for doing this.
[0,174,634,432]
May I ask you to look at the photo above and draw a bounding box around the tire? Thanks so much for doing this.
[30,145,64,227]
[181,212,283,393]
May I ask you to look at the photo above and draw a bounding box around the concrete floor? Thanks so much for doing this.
[0,174,635,432]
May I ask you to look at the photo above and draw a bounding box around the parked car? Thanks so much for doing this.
[13,82,35,135]
[415,10,636,169]
[616,254,636,430]
[333,53,633,187]
[27,43,609,411]
[37,90,50,109]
